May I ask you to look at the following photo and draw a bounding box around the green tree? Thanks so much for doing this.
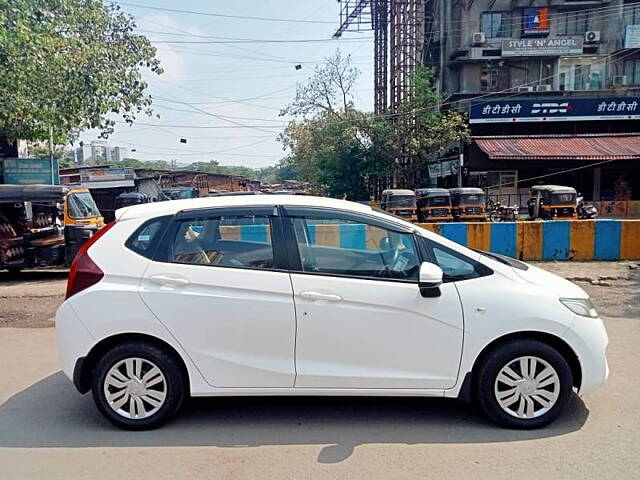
[279,50,393,200]
[0,0,161,142]
[394,66,470,186]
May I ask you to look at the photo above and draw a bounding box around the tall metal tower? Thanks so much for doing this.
[333,0,424,187]
[334,1,388,114]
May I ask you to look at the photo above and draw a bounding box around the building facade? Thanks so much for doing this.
[424,0,640,206]
[73,141,129,165]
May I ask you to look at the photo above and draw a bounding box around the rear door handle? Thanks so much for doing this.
[149,274,190,288]
[299,291,343,302]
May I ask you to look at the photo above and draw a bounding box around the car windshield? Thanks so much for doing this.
[387,195,416,208]
[474,249,529,271]
[67,192,100,218]
[549,193,576,205]
[425,196,450,207]
[459,194,484,205]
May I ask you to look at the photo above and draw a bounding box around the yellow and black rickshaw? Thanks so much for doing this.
[0,185,103,272]
[449,187,487,221]
[380,189,417,221]
[527,185,578,220]
[415,188,453,222]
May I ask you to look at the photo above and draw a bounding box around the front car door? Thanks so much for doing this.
[138,206,297,388]
[282,207,465,390]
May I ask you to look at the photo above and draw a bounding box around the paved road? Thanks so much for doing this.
[0,263,639,479]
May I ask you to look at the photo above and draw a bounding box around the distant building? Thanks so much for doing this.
[423,0,640,205]
[73,141,129,165]
[110,146,128,163]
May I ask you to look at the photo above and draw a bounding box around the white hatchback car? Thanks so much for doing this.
[56,195,609,430]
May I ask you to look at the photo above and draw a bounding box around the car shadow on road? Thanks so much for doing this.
[0,372,589,463]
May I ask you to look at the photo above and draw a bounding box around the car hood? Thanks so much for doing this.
[512,263,588,299]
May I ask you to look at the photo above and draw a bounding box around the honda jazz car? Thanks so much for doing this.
[56,195,609,430]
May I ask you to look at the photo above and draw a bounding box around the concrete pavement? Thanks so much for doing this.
[1,313,639,479]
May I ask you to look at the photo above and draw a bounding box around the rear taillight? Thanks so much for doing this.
[66,221,115,299]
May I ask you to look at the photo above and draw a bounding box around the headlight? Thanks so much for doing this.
[560,298,598,318]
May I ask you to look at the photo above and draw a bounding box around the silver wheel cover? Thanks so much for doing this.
[494,356,560,419]
[103,357,167,420]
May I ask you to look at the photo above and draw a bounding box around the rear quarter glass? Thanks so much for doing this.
[125,215,171,259]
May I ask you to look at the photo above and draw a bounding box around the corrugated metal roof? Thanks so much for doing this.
[474,134,640,160]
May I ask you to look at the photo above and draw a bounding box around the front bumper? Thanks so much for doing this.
[562,315,609,396]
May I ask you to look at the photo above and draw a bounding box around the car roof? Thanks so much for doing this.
[415,188,449,196]
[116,195,374,221]
[381,189,415,196]
[530,185,576,193]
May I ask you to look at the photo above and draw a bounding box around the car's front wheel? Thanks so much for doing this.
[91,341,186,430]
[476,339,573,429]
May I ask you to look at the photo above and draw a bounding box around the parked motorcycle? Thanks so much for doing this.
[487,200,518,222]
[577,196,598,219]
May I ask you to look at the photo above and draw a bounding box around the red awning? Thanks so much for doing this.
[474,134,640,161]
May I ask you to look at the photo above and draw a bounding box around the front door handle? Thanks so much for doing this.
[149,274,190,288]
[299,291,343,302]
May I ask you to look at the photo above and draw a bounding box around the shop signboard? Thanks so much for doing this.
[0,158,60,184]
[522,7,550,37]
[502,37,583,57]
[624,25,640,49]
[80,167,135,183]
[470,97,640,124]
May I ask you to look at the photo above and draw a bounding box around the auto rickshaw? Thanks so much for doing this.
[415,188,453,222]
[0,185,103,271]
[527,185,578,220]
[449,187,487,221]
[380,189,417,221]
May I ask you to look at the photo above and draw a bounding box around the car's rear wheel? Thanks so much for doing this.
[91,342,186,430]
[476,339,573,429]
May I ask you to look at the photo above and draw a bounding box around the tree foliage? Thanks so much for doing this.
[0,0,161,142]
[279,52,469,199]
[279,51,393,200]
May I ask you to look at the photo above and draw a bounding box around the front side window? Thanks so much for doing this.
[170,214,274,270]
[482,12,512,38]
[422,238,492,283]
[291,216,420,281]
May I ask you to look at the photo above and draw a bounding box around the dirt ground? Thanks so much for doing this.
[1,261,638,328]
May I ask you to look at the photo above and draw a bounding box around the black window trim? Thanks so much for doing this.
[420,236,494,283]
[152,206,289,272]
[279,206,424,284]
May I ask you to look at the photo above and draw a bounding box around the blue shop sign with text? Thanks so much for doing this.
[469,97,640,124]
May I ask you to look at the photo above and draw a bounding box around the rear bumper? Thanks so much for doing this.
[55,301,94,387]
[562,315,609,396]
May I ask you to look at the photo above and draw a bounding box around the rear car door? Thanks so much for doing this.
[138,206,297,388]
[282,207,465,390]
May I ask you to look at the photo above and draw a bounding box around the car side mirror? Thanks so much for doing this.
[419,262,443,298]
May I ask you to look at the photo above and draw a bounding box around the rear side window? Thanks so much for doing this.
[125,216,170,259]
[169,214,275,270]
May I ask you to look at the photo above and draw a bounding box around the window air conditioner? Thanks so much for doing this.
[613,75,627,87]
[472,32,487,46]
[517,86,534,92]
[584,31,601,44]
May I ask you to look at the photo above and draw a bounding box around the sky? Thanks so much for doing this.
[78,0,375,168]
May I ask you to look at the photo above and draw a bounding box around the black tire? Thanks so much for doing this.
[91,341,186,430]
[475,339,573,429]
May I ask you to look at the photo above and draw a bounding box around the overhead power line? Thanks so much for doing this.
[115,1,337,24]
